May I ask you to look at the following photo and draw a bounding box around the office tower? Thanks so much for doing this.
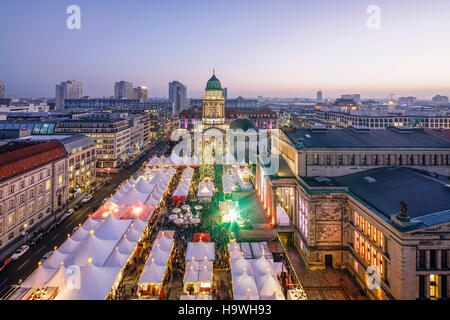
[0,81,5,98]
[114,81,134,99]
[317,91,323,103]
[223,88,228,100]
[169,81,187,118]
[55,80,83,109]
[134,86,148,102]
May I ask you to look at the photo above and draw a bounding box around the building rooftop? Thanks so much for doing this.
[282,127,450,149]
[0,140,67,182]
[302,167,450,231]
[334,167,450,222]
[17,134,95,154]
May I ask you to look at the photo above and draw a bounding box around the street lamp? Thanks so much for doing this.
[22,224,28,245]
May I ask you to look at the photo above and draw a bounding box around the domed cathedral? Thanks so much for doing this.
[201,70,229,131]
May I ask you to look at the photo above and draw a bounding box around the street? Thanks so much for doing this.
[0,136,171,298]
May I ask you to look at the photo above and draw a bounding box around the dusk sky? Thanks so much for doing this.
[1,0,449,99]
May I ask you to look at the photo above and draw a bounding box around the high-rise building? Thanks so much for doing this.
[134,86,148,102]
[399,96,417,106]
[317,91,323,103]
[55,80,83,109]
[223,88,228,100]
[432,95,449,105]
[114,81,134,99]
[0,81,5,98]
[169,81,187,118]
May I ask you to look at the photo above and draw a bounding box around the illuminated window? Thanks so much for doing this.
[46,181,51,191]
[8,214,14,227]
[58,175,63,185]
[430,274,439,300]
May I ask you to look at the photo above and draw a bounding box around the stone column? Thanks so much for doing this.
[437,250,442,269]
[426,250,430,269]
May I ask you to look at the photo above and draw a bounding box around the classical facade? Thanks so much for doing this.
[201,71,228,130]
[255,127,450,300]
[0,141,68,252]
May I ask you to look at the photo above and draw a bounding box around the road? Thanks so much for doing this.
[0,135,172,298]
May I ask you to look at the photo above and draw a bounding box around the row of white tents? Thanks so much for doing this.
[229,242,285,300]
[19,214,148,300]
[147,154,248,167]
[137,231,175,291]
[172,167,195,200]
[110,167,177,209]
[183,240,215,295]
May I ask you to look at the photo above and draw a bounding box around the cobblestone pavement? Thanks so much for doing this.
[285,246,368,300]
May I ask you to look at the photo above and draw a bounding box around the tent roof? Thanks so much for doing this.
[64,234,118,267]
[138,262,166,284]
[103,248,130,268]
[94,214,132,240]
[185,240,215,261]
[20,265,57,288]
[41,249,68,269]
[58,237,83,254]
[55,264,120,300]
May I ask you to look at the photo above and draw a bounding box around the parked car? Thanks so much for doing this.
[82,194,93,204]
[72,226,80,234]
[39,251,54,264]
[62,209,75,220]
[0,258,12,272]
[11,245,30,260]
[30,232,44,246]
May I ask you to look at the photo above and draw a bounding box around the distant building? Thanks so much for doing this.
[399,96,417,106]
[0,81,5,99]
[134,86,148,102]
[190,96,258,109]
[432,95,449,105]
[341,94,361,102]
[169,81,187,118]
[317,91,323,103]
[55,80,83,110]
[0,141,68,252]
[114,81,134,99]
[223,88,228,100]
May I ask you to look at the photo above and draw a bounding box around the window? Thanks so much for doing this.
[20,181,25,189]
[362,155,367,166]
[430,250,437,269]
[409,155,415,165]
[418,275,425,299]
[30,189,35,199]
[373,155,379,165]
[58,175,63,185]
[397,155,402,165]
[442,250,448,269]
[18,208,25,221]
[429,274,439,299]
[30,176,34,185]
[337,154,343,165]
[326,154,331,165]
[421,155,426,165]
[313,154,319,165]
[7,214,14,227]
[10,185,14,194]
[350,154,355,165]
[9,200,14,211]
[19,194,25,205]
[418,250,426,269]
[385,155,391,166]
[46,181,51,191]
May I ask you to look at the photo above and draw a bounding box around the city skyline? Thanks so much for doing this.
[1,0,450,99]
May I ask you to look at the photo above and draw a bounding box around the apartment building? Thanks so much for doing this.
[0,141,67,251]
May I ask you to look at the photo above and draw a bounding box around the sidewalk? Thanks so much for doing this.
[285,246,367,300]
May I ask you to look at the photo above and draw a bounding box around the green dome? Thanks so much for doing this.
[206,73,222,91]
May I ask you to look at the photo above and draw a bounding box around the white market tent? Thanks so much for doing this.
[255,272,285,300]
[41,249,68,269]
[232,271,259,300]
[138,261,167,285]
[197,182,214,202]
[185,240,215,261]
[251,256,277,278]
[276,206,290,227]
[103,248,131,268]
[20,265,58,288]
[231,256,254,276]
[94,215,132,241]
[64,234,118,267]
[117,187,149,207]
[55,264,121,300]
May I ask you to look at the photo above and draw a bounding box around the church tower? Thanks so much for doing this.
[202,70,226,128]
